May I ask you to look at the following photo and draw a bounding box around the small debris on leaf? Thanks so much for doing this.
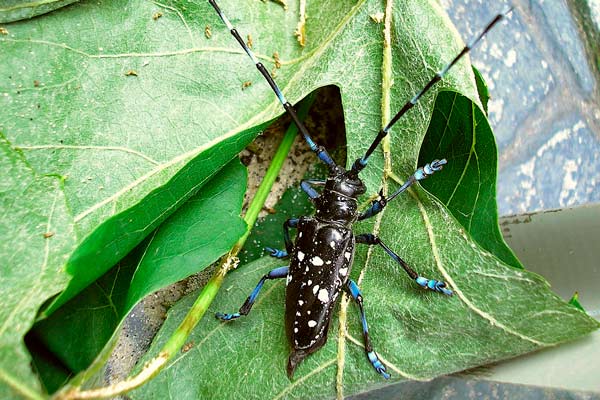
[182,341,195,353]
[370,12,384,23]
[125,70,138,77]
[205,25,212,39]
[262,0,287,10]
[273,51,282,69]
[43,232,54,239]
[152,11,163,20]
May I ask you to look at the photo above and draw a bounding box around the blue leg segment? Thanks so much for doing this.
[346,280,390,379]
[265,217,300,259]
[265,247,288,259]
[355,234,453,296]
[415,276,453,296]
[300,179,325,200]
[358,159,447,221]
[216,266,289,321]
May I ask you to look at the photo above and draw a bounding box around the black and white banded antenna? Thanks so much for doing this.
[350,7,513,176]
[208,0,337,169]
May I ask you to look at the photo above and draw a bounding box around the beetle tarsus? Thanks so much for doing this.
[265,247,288,259]
[215,312,240,321]
[367,351,390,379]
[415,276,454,296]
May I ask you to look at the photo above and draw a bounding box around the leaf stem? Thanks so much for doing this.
[53,94,316,400]
[233,92,315,255]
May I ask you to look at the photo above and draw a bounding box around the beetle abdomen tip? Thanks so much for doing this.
[287,349,308,380]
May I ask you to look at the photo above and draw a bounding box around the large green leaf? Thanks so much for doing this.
[419,91,522,269]
[0,0,80,23]
[0,134,76,399]
[123,1,598,399]
[2,0,598,398]
[29,159,247,389]
[0,0,268,318]
[132,247,597,399]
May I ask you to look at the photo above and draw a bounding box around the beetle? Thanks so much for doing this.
[209,0,510,379]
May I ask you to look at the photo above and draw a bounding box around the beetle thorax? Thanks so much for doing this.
[314,167,366,225]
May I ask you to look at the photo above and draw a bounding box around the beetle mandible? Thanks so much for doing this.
[209,0,510,379]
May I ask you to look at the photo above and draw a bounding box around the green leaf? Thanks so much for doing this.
[0,0,80,23]
[472,66,490,114]
[0,134,76,399]
[124,1,598,399]
[419,91,522,269]
[124,158,247,311]
[132,250,598,399]
[240,186,314,265]
[1,0,267,318]
[568,292,585,311]
[29,159,248,385]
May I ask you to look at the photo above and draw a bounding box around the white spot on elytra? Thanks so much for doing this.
[308,320,317,327]
[298,300,304,306]
[339,267,348,276]
[313,285,320,294]
[330,241,335,248]
[299,232,303,238]
[296,311,301,316]
[311,256,324,266]
[297,251,305,261]
[307,280,312,285]
[286,274,292,286]
[294,327,298,333]
[344,252,351,261]
[318,288,329,303]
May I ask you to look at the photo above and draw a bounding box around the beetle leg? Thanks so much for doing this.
[283,218,299,254]
[300,179,325,200]
[355,233,453,296]
[265,217,302,259]
[357,159,447,221]
[215,266,289,321]
[264,247,288,259]
[346,280,390,379]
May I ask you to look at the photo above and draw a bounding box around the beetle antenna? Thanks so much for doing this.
[208,0,337,169]
[350,7,513,175]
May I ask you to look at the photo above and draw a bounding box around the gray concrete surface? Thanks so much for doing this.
[443,0,600,216]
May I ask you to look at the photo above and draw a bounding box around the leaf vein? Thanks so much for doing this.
[414,197,548,346]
